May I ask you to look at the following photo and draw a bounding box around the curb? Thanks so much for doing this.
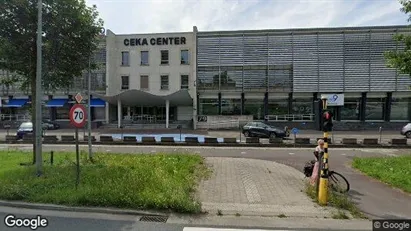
[1,141,409,149]
[0,200,169,217]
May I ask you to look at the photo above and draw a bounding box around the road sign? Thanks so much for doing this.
[291,127,299,135]
[69,104,87,128]
[74,93,83,104]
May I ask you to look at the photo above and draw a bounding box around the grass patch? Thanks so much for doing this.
[0,150,211,213]
[305,183,366,219]
[352,155,411,193]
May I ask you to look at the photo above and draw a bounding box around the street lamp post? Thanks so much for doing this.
[87,56,92,159]
[35,0,43,176]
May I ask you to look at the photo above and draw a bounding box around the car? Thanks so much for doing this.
[242,122,290,139]
[42,120,60,130]
[401,123,411,138]
[16,122,48,140]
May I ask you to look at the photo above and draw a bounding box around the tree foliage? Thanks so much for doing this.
[0,0,104,92]
[384,0,411,76]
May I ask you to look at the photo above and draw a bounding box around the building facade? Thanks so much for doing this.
[100,29,197,129]
[1,25,410,130]
[196,25,411,129]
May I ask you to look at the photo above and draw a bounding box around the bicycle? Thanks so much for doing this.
[303,160,350,193]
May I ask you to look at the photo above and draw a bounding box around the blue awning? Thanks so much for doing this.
[46,99,68,107]
[4,99,29,107]
[90,98,105,107]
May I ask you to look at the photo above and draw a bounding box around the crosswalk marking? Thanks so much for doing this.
[183,228,292,231]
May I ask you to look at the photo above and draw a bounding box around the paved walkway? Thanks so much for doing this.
[198,157,336,218]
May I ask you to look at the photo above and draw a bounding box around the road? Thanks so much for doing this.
[0,206,370,231]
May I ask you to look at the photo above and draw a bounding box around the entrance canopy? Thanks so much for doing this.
[93,89,193,106]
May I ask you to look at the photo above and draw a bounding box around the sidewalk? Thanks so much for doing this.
[198,157,337,218]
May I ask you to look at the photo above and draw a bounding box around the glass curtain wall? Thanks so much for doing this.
[221,98,242,115]
[341,98,361,120]
[391,97,411,121]
[244,98,264,119]
[365,97,386,120]
[199,99,219,115]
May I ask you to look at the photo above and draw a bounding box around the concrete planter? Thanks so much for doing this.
[160,137,175,143]
[342,138,357,145]
[224,138,237,143]
[141,137,156,143]
[61,135,75,142]
[269,138,283,144]
[83,136,96,142]
[295,138,310,144]
[5,135,16,142]
[204,137,218,143]
[185,137,199,143]
[246,137,259,144]
[363,138,378,145]
[44,135,58,143]
[391,138,407,145]
[123,136,137,143]
[100,135,113,142]
[316,137,332,144]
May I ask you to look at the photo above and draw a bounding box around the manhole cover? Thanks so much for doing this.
[139,216,168,223]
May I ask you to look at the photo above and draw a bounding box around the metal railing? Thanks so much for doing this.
[265,114,315,121]
[0,114,30,121]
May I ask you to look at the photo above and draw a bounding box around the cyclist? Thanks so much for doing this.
[310,139,324,185]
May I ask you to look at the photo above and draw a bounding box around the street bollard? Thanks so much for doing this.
[50,151,54,166]
[379,127,383,144]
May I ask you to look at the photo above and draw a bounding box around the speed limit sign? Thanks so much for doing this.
[69,104,87,128]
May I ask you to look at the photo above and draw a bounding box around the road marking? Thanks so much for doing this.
[289,153,295,155]
[341,153,346,156]
[106,150,111,152]
[241,151,247,154]
[194,151,201,154]
[151,150,156,153]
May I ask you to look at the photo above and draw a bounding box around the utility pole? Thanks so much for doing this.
[87,56,93,159]
[35,0,43,176]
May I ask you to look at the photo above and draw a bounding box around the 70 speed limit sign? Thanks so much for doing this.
[69,104,87,128]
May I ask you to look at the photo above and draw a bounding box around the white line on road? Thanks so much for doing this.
[289,153,295,155]
[341,153,346,156]
[241,152,246,154]
[106,150,111,152]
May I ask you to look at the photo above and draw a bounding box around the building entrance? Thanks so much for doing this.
[123,106,177,123]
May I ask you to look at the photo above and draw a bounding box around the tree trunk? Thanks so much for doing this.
[31,74,37,164]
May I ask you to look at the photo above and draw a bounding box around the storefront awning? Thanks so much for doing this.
[90,98,105,107]
[46,99,68,107]
[4,99,29,108]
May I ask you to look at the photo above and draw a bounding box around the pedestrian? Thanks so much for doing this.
[310,139,325,185]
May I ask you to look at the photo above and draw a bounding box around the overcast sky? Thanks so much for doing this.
[85,0,409,34]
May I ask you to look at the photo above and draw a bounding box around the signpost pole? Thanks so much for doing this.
[87,57,93,160]
[35,0,43,176]
[75,126,80,189]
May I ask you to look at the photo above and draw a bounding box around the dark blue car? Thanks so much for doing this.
[16,122,49,140]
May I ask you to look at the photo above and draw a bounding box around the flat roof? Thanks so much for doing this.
[197,25,411,37]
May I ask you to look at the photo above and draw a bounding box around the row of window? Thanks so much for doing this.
[121,75,190,90]
[121,50,190,66]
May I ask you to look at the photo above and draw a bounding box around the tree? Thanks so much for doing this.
[0,0,103,164]
[384,0,411,79]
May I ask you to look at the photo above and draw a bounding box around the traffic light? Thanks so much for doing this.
[322,110,333,132]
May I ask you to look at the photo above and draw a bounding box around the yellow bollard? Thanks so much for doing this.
[318,131,329,205]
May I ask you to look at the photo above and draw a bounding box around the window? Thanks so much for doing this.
[291,98,313,115]
[221,99,242,115]
[341,98,361,120]
[121,76,129,90]
[199,99,219,115]
[141,51,149,65]
[160,75,169,90]
[365,98,385,120]
[267,99,288,115]
[244,98,265,120]
[391,97,411,120]
[140,75,149,89]
[121,51,129,66]
[161,50,169,65]
[180,75,189,89]
[181,50,189,64]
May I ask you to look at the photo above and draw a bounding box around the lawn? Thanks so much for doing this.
[0,150,210,213]
[352,155,411,193]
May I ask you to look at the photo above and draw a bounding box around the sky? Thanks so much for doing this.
[85,0,410,34]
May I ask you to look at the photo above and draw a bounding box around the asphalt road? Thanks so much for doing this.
[2,144,411,220]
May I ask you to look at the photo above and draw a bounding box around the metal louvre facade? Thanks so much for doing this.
[197,26,411,93]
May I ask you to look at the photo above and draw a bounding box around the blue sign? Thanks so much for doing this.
[291,128,299,135]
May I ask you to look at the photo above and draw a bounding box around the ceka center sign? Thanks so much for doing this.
[321,94,344,106]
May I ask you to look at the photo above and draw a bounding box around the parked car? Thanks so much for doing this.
[401,123,411,138]
[42,120,60,130]
[242,122,290,139]
[16,122,47,140]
